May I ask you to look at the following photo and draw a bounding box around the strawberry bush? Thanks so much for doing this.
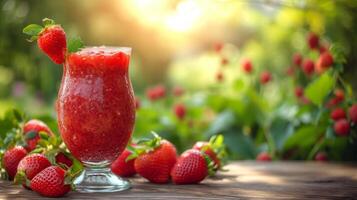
[132,32,357,161]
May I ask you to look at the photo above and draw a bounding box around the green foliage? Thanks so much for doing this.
[305,72,335,105]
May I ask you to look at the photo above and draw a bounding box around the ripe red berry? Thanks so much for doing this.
[260,71,272,84]
[146,85,166,101]
[307,32,319,49]
[17,153,52,187]
[134,139,177,183]
[295,86,304,98]
[315,152,328,162]
[316,52,334,73]
[3,146,28,179]
[330,108,346,121]
[241,59,253,74]
[37,25,67,64]
[174,103,186,120]
[171,149,208,184]
[302,59,314,76]
[30,166,71,197]
[193,141,221,169]
[23,119,53,151]
[256,152,271,161]
[293,53,302,66]
[349,104,357,123]
[111,149,136,177]
[334,119,350,136]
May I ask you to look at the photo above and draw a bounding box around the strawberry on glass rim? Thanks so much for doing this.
[23,18,135,193]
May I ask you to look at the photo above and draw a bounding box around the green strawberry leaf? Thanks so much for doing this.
[23,24,43,36]
[305,72,335,105]
[24,131,37,140]
[42,18,55,27]
[67,36,84,53]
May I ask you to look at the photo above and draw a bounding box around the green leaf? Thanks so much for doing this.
[67,36,84,53]
[12,109,23,123]
[23,24,43,36]
[42,18,55,27]
[24,131,37,140]
[205,111,235,137]
[304,73,335,105]
[283,126,322,150]
[325,125,335,139]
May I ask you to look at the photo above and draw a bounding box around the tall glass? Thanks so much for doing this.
[57,46,135,193]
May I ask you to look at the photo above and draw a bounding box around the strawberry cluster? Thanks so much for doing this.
[110,133,226,184]
[2,119,76,197]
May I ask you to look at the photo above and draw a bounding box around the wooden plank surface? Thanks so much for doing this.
[1,161,357,199]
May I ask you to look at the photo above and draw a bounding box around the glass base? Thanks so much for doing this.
[74,165,131,193]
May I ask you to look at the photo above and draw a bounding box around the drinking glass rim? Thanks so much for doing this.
[76,46,132,55]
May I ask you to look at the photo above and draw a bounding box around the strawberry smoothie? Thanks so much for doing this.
[57,46,135,164]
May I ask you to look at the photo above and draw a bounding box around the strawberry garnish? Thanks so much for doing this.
[129,132,177,183]
[23,18,84,65]
[23,18,66,64]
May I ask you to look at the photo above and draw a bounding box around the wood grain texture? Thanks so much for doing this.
[1,161,357,199]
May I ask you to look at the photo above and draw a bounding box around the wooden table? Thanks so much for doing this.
[1,161,357,199]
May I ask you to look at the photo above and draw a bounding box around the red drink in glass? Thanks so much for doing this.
[57,46,135,192]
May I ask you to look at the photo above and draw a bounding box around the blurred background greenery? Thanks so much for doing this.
[1,0,357,160]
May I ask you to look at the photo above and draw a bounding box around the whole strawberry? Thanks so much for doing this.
[334,119,350,136]
[3,146,28,179]
[174,103,187,120]
[241,59,253,74]
[111,148,136,177]
[132,133,177,183]
[23,119,53,151]
[260,71,272,84]
[192,135,226,170]
[349,104,357,123]
[292,53,302,66]
[171,149,212,184]
[16,154,51,187]
[30,166,71,197]
[256,152,272,161]
[23,18,66,64]
[316,52,333,73]
[307,32,319,49]
[302,59,314,76]
[330,108,346,121]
